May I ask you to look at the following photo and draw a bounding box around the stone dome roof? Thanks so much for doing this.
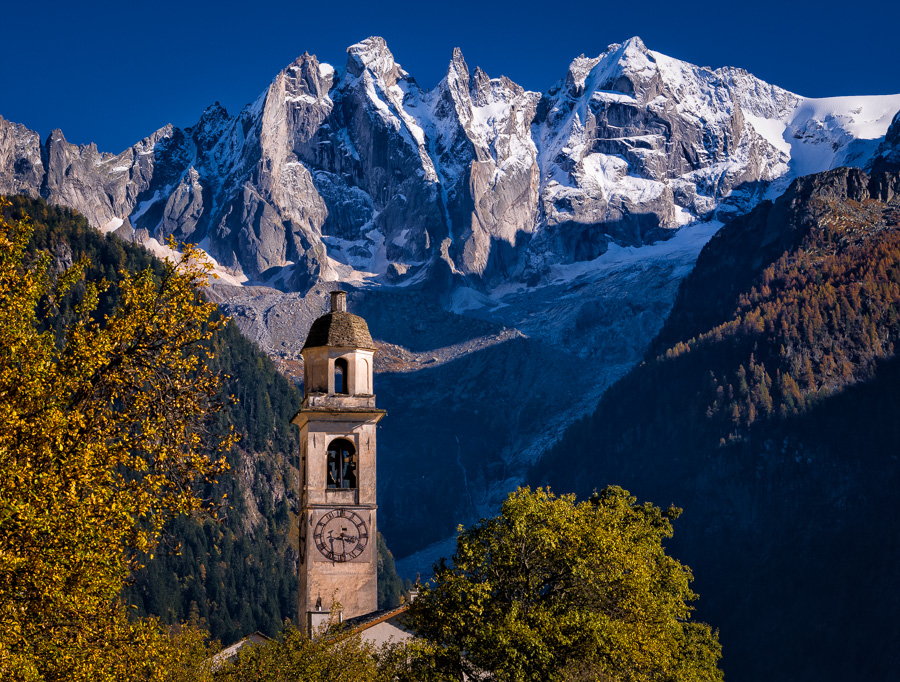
[302,311,376,351]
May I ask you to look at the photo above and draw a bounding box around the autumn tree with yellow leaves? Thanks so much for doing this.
[0,200,229,680]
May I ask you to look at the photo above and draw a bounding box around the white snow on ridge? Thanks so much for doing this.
[784,93,900,178]
[649,49,733,124]
[285,93,321,105]
[744,113,791,155]
[591,90,638,105]
[791,94,900,140]
[486,219,724,304]
[580,152,666,204]
[318,62,335,80]
[101,217,123,234]
[546,219,722,287]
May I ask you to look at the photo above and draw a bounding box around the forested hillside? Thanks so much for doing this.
[124,317,302,643]
[534,167,900,682]
[2,196,406,646]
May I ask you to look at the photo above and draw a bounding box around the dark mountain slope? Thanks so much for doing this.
[534,167,900,682]
[653,166,900,355]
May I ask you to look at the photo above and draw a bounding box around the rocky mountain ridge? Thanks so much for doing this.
[2,36,897,292]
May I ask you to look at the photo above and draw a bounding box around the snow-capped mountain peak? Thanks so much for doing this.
[347,36,404,83]
[0,35,898,292]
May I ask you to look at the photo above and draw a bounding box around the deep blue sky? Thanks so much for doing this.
[1,0,897,153]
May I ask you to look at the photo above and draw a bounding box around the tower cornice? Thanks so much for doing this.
[291,408,386,430]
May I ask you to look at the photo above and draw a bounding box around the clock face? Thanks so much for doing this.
[313,509,369,562]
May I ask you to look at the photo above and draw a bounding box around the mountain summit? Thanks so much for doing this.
[1,36,897,292]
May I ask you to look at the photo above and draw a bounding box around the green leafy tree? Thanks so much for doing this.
[0,200,230,680]
[404,486,723,682]
[2,192,306,644]
[214,623,439,682]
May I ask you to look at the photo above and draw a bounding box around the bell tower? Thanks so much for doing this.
[292,290,385,632]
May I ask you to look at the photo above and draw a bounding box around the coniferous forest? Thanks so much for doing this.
[534,167,900,681]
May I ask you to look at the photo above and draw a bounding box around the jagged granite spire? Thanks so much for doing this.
[0,36,897,291]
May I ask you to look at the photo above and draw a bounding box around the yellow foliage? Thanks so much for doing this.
[0,201,230,680]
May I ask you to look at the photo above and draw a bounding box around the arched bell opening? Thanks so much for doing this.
[326,438,357,489]
[334,357,349,394]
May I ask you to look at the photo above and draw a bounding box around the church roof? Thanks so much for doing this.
[302,311,377,351]
[341,604,410,634]
[208,631,270,670]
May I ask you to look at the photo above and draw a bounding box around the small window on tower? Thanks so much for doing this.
[334,358,349,394]
[326,438,357,489]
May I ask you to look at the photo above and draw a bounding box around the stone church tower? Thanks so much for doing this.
[292,291,385,632]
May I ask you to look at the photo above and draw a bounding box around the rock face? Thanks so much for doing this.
[869,110,900,172]
[427,47,541,283]
[2,36,896,291]
[530,40,794,264]
[0,118,43,197]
